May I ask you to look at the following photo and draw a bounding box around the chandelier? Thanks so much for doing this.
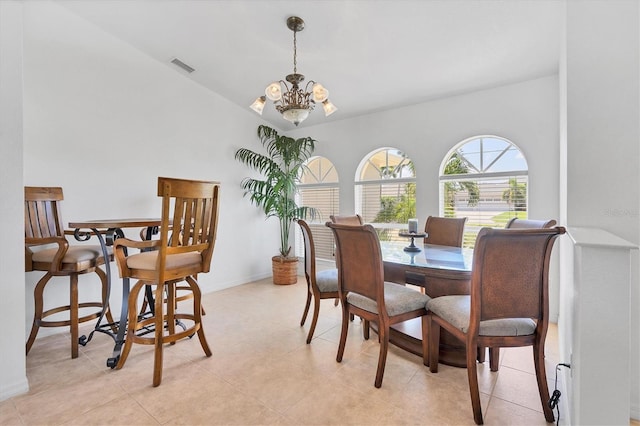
[250,16,337,126]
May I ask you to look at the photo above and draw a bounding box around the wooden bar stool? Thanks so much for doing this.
[24,186,114,359]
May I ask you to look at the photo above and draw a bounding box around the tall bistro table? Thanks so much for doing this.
[68,218,163,367]
[380,240,473,367]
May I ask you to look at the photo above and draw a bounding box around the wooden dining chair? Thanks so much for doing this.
[297,219,339,343]
[505,218,557,229]
[423,215,467,247]
[478,216,558,366]
[417,216,469,296]
[329,214,364,308]
[112,177,220,387]
[327,222,430,388]
[24,186,114,358]
[427,226,565,424]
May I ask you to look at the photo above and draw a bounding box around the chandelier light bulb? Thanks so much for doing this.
[250,96,266,115]
[312,83,329,103]
[265,82,282,101]
[322,99,338,116]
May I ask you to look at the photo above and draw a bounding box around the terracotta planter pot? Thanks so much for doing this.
[272,256,298,285]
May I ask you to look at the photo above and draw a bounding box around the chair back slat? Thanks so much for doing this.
[327,223,384,305]
[470,227,564,324]
[156,177,220,274]
[24,187,65,240]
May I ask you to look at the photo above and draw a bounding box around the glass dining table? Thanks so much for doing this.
[380,240,474,367]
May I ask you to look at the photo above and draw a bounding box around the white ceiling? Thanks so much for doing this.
[57,0,562,130]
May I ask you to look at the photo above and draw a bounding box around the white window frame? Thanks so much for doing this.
[439,136,528,247]
[295,156,339,261]
[355,147,416,242]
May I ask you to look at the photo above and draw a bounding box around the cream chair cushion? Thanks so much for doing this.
[31,245,109,263]
[427,295,536,336]
[126,251,202,271]
[315,268,339,292]
[348,282,430,317]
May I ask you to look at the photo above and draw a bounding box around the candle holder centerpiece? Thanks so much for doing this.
[398,231,427,252]
[399,218,425,252]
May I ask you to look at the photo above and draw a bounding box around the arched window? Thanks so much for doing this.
[440,136,528,247]
[295,156,339,260]
[355,148,416,241]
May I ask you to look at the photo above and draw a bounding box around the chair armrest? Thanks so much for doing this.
[25,236,68,272]
[113,237,161,277]
[114,238,159,250]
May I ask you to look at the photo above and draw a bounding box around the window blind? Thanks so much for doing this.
[439,174,528,247]
[295,184,339,261]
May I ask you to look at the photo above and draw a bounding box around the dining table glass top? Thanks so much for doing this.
[380,240,473,273]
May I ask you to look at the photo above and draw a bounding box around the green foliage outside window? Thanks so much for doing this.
[502,178,527,212]
[373,183,416,224]
[443,153,479,217]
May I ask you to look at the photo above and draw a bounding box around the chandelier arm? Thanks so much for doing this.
[303,80,316,92]
[273,80,290,107]
[279,79,291,91]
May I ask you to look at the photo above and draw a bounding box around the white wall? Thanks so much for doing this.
[0,0,29,401]
[560,0,640,421]
[21,0,280,340]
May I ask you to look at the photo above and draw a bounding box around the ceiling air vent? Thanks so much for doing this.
[170,57,195,73]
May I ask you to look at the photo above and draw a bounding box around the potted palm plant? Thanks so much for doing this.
[235,125,317,285]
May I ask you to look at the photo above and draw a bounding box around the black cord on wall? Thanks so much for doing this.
[549,363,571,426]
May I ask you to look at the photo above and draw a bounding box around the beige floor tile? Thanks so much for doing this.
[24,333,74,369]
[491,366,548,413]
[284,336,348,377]
[0,400,22,426]
[7,279,562,425]
[499,345,560,381]
[284,377,398,425]
[130,367,258,425]
[395,368,488,425]
[12,372,125,425]
[231,356,327,414]
[25,350,102,396]
[59,394,159,425]
[484,396,551,425]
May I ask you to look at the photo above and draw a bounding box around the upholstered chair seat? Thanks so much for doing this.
[315,268,339,293]
[31,245,111,271]
[349,282,430,317]
[427,295,536,336]
[124,250,202,270]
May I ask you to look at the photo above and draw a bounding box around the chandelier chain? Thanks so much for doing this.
[293,29,297,74]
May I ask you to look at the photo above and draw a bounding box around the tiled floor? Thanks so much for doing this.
[2,277,567,425]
